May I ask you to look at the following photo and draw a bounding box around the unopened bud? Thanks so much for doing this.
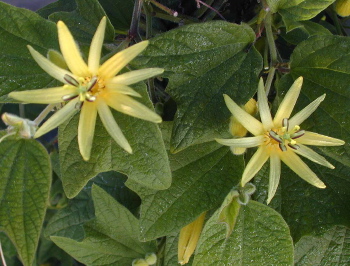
[1,113,36,142]
[178,212,206,265]
[132,258,148,266]
[335,0,350,17]
[145,253,157,265]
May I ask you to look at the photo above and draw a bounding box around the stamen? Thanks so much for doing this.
[288,143,300,150]
[282,118,289,131]
[269,130,283,143]
[62,94,78,101]
[291,130,305,139]
[64,74,79,87]
[87,77,98,92]
[85,94,96,102]
[290,139,296,145]
[279,142,287,152]
[293,125,300,131]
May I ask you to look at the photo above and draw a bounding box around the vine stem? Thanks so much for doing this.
[34,104,56,126]
[148,0,178,16]
[129,0,144,41]
[264,11,278,96]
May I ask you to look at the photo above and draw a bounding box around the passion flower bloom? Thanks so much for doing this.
[216,77,345,204]
[9,17,163,161]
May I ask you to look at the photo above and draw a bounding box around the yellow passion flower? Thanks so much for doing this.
[9,17,163,160]
[216,77,345,204]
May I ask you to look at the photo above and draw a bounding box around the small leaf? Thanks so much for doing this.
[133,21,262,152]
[217,190,241,238]
[59,83,171,198]
[193,201,294,265]
[52,185,156,265]
[0,137,51,266]
[45,171,139,240]
[295,225,350,265]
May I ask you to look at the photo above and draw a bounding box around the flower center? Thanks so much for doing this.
[266,118,305,152]
[61,74,105,107]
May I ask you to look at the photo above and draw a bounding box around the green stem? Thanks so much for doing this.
[264,11,278,95]
[148,79,156,103]
[143,2,153,39]
[331,4,344,36]
[19,104,25,118]
[148,0,178,16]
[34,104,56,126]
[129,0,144,41]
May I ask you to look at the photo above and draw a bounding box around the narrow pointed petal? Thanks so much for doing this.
[257,78,274,130]
[57,21,90,77]
[105,94,162,123]
[88,17,106,75]
[9,86,76,104]
[34,98,79,138]
[99,41,149,79]
[105,84,141,97]
[294,144,334,169]
[298,131,345,146]
[224,94,264,136]
[267,152,281,204]
[289,94,326,129]
[28,45,74,83]
[279,149,326,188]
[273,77,303,126]
[241,146,269,186]
[108,68,164,85]
[78,102,97,161]
[215,135,265,147]
[97,100,132,153]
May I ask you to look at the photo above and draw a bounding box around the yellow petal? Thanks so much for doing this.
[289,94,325,129]
[88,17,106,75]
[215,135,265,147]
[298,131,345,146]
[97,100,132,153]
[34,98,79,138]
[223,94,264,136]
[105,84,141,97]
[105,94,162,123]
[28,45,74,83]
[9,86,76,104]
[57,21,90,77]
[108,68,164,85]
[241,146,269,186]
[78,101,97,161]
[294,144,334,169]
[99,41,149,80]
[267,152,281,204]
[279,149,326,188]
[273,77,303,126]
[257,78,274,130]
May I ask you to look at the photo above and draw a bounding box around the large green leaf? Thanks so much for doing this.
[0,2,59,99]
[0,137,51,266]
[45,171,140,240]
[48,0,114,43]
[59,83,171,198]
[37,0,77,18]
[295,225,350,265]
[133,21,262,152]
[52,185,156,265]
[287,35,350,166]
[127,123,244,241]
[98,0,134,33]
[193,201,294,265]
[276,0,336,31]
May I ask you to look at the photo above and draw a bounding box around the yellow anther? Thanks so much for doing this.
[281,127,287,133]
[293,125,300,131]
[290,139,296,145]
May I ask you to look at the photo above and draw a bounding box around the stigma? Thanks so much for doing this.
[62,74,98,104]
[268,118,305,151]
